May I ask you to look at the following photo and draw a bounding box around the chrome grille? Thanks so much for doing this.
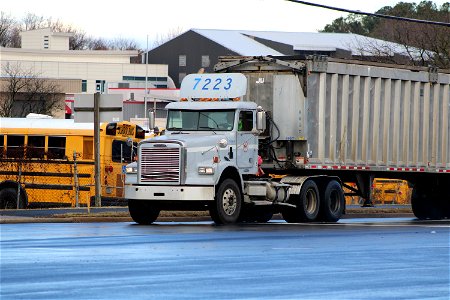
[140,146,181,183]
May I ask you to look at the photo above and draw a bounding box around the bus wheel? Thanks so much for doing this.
[0,187,26,209]
[128,200,160,225]
[209,179,242,225]
[318,180,345,222]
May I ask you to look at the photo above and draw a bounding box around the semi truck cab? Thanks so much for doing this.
[124,73,273,224]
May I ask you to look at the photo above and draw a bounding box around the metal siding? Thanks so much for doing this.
[304,61,449,169]
[350,76,360,164]
[339,75,349,164]
[442,84,449,168]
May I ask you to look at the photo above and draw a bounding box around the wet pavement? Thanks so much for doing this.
[1,218,449,299]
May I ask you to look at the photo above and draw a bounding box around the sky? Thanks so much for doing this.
[1,0,448,49]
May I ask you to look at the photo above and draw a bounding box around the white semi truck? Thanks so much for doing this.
[124,56,450,224]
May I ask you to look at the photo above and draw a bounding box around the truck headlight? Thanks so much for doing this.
[126,166,138,174]
[198,167,214,175]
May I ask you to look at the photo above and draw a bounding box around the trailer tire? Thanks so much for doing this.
[318,180,345,222]
[411,187,442,220]
[209,179,242,225]
[282,180,320,223]
[0,187,26,209]
[128,200,160,225]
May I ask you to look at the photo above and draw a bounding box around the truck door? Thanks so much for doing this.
[236,110,257,169]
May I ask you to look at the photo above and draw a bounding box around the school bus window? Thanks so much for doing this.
[0,135,4,157]
[6,135,25,158]
[48,136,66,159]
[27,135,45,159]
[136,125,145,139]
[112,140,137,163]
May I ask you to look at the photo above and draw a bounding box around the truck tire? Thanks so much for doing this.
[128,200,160,225]
[282,180,320,223]
[318,180,345,222]
[0,187,26,209]
[209,179,242,225]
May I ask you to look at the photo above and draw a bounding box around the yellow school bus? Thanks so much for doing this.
[371,178,412,205]
[0,118,146,208]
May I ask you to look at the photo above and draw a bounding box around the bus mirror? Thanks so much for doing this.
[256,110,266,132]
[126,137,133,147]
[148,110,155,131]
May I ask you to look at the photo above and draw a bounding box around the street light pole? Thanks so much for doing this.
[144,35,148,124]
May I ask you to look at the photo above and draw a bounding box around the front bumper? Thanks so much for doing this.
[125,185,215,201]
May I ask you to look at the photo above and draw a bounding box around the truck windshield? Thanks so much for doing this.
[167,110,235,131]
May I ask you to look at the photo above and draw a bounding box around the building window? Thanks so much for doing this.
[179,55,186,67]
[201,55,210,68]
[82,80,87,92]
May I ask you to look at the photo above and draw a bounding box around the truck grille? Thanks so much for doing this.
[140,146,181,183]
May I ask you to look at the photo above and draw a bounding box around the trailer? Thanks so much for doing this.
[124,56,449,224]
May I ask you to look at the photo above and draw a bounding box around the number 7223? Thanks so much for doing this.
[193,77,232,91]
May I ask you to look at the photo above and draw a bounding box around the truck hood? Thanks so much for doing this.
[140,133,232,149]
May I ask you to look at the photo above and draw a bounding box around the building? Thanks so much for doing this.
[146,29,410,87]
[1,28,173,119]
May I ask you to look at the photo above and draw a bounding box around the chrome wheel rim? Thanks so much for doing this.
[222,188,237,216]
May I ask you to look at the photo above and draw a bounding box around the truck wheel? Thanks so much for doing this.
[128,200,160,225]
[298,180,320,221]
[0,187,26,209]
[209,179,242,225]
[318,180,345,222]
[282,180,320,223]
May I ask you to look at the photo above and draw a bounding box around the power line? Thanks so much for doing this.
[285,0,450,27]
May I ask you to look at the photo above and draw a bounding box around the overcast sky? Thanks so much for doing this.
[2,0,448,49]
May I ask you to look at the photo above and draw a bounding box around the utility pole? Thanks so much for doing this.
[94,92,101,207]
[144,35,148,122]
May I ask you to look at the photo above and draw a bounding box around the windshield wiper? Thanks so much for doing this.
[198,126,217,134]
[167,127,182,131]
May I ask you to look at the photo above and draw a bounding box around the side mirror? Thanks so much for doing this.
[256,110,266,132]
[148,110,155,130]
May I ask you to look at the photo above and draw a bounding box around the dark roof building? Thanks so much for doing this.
[146,29,408,87]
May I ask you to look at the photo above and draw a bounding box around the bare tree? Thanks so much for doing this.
[0,62,63,117]
[322,1,450,68]
[153,26,184,48]
[0,12,17,47]
[108,37,139,50]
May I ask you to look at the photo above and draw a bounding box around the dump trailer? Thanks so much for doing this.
[124,56,450,224]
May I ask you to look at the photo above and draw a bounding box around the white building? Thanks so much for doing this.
[1,28,170,95]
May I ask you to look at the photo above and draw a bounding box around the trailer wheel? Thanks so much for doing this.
[318,180,345,222]
[209,179,242,225]
[282,180,320,223]
[0,187,26,209]
[411,187,442,220]
[128,200,160,225]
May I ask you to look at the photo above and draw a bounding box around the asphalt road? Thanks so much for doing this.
[1,218,449,300]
